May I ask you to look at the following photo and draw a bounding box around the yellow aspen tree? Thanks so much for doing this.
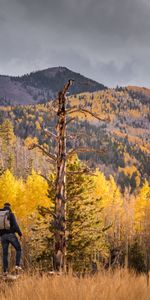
[24,170,50,215]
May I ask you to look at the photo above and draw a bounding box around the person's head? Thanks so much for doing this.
[4,202,11,211]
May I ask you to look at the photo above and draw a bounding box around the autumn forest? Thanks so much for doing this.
[0,84,150,275]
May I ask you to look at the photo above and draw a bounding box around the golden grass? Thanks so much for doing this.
[0,270,150,300]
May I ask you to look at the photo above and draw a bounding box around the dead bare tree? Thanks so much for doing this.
[30,80,109,272]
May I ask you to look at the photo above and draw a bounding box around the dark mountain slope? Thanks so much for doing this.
[0,67,106,105]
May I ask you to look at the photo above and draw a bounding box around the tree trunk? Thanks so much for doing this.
[54,90,67,272]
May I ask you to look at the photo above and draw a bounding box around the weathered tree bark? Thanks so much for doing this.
[54,81,72,272]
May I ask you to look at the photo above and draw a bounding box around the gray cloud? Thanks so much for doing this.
[0,0,150,87]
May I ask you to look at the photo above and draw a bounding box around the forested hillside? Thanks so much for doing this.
[0,86,149,192]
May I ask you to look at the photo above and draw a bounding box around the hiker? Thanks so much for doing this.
[0,203,22,275]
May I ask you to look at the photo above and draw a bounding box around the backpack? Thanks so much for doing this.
[0,210,11,230]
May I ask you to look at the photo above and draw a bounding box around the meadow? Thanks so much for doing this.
[0,270,150,300]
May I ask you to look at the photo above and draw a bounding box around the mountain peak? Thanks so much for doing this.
[0,67,107,106]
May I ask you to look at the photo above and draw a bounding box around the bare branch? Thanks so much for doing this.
[66,117,76,126]
[39,175,56,191]
[28,143,57,161]
[65,106,78,113]
[38,205,57,219]
[61,80,74,97]
[40,174,52,185]
[44,128,58,140]
[45,158,57,165]
[67,108,109,122]
[67,146,106,159]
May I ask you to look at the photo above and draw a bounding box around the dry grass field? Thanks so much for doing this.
[0,270,150,300]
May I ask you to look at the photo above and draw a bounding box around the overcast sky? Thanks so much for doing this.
[0,0,150,87]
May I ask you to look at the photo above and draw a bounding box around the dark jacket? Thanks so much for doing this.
[0,207,22,237]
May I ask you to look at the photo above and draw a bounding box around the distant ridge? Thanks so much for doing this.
[127,86,150,104]
[0,67,106,106]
